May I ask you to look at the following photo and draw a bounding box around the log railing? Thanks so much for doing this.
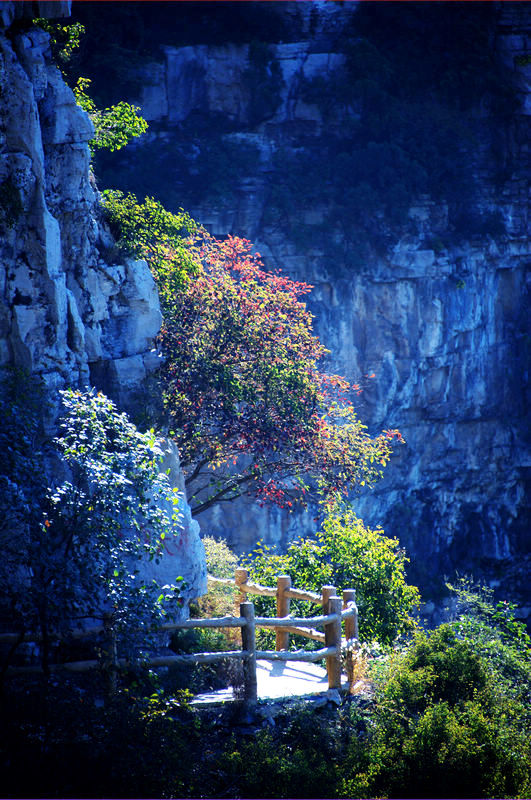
[2,570,359,703]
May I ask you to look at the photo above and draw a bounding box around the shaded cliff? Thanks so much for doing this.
[72,1,529,619]
[0,1,206,605]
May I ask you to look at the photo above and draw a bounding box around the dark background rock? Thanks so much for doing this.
[66,2,531,619]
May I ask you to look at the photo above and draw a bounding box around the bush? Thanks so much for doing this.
[341,598,531,799]
[0,383,184,676]
[244,500,420,647]
[198,536,239,635]
[218,704,361,799]
[101,190,201,295]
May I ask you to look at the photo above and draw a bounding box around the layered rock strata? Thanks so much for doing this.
[0,2,206,607]
[98,2,530,621]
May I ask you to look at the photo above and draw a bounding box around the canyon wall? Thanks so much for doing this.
[87,1,530,621]
[0,1,206,607]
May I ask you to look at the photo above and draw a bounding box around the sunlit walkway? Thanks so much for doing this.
[191,659,349,706]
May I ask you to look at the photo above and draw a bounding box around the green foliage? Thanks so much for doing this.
[74,77,148,155]
[379,625,488,714]
[33,18,85,67]
[244,500,420,647]
[203,535,239,580]
[341,594,531,800]
[0,382,184,673]
[33,19,148,157]
[101,189,200,294]
[448,579,531,710]
[219,705,353,798]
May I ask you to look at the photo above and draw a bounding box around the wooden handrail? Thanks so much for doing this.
[160,615,246,631]
[208,574,321,604]
[255,646,336,661]
[4,574,360,701]
[281,625,326,644]
[255,612,340,628]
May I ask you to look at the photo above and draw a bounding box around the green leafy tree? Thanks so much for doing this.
[244,500,420,646]
[0,384,183,676]
[155,232,402,515]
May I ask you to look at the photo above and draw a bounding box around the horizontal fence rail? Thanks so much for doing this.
[3,570,359,703]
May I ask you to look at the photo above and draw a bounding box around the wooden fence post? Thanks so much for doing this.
[276,575,292,651]
[235,568,248,611]
[343,589,358,692]
[324,595,342,690]
[321,585,336,684]
[240,601,257,703]
[235,568,248,645]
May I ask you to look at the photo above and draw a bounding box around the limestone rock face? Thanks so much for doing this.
[0,12,206,608]
[0,28,162,401]
[0,0,71,29]
[101,2,530,620]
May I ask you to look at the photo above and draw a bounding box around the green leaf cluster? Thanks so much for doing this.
[0,379,184,673]
[101,189,200,294]
[244,500,420,647]
[341,589,531,799]
[32,19,148,157]
[74,77,148,155]
[32,19,85,66]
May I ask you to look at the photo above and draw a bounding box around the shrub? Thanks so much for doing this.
[74,77,148,155]
[33,19,148,157]
[198,536,239,633]
[244,500,420,647]
[218,704,361,799]
[341,602,531,799]
[101,189,200,294]
[0,384,184,676]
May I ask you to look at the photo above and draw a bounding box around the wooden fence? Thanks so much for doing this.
[2,570,359,703]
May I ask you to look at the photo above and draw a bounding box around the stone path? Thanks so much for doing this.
[192,659,348,706]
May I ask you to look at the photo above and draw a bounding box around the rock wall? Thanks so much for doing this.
[0,2,206,607]
[87,1,530,621]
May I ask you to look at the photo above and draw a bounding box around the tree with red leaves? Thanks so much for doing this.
[156,232,402,516]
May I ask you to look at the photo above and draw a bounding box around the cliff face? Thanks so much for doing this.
[0,2,206,605]
[85,1,530,620]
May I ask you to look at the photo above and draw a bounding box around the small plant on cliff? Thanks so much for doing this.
[101,189,200,291]
[32,18,85,66]
[155,231,402,515]
[0,384,184,676]
[74,77,148,155]
[33,19,148,156]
